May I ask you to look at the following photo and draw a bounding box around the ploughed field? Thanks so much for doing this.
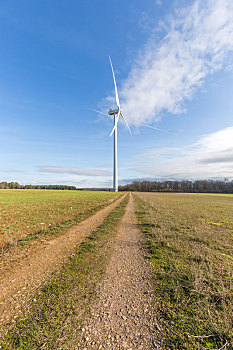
[0,189,120,247]
[134,192,233,349]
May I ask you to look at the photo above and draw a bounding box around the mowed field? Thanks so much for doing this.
[134,192,233,349]
[0,189,120,247]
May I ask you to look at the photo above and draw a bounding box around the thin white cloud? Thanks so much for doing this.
[135,126,233,179]
[0,169,23,173]
[38,166,110,177]
[117,0,233,126]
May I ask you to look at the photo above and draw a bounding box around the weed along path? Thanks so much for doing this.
[79,194,161,349]
[0,193,126,328]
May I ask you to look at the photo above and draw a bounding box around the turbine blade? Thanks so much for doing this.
[109,56,120,109]
[143,124,173,134]
[88,108,109,117]
[120,111,132,135]
[110,113,120,137]
[109,126,115,137]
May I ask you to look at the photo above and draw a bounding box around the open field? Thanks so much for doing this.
[0,194,126,329]
[0,189,120,247]
[134,192,233,349]
[180,193,233,197]
[1,191,233,349]
[1,195,130,349]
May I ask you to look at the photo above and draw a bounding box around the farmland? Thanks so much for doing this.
[0,189,121,247]
[0,191,233,348]
[134,192,233,349]
[0,194,129,349]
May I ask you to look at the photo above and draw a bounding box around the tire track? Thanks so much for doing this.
[78,194,162,349]
[0,194,126,328]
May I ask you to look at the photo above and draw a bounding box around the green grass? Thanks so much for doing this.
[0,189,121,247]
[16,197,121,247]
[134,192,233,350]
[0,194,129,349]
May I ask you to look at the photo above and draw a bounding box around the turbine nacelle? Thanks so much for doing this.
[108,108,120,116]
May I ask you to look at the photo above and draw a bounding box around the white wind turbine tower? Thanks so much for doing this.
[90,57,131,192]
[108,56,131,192]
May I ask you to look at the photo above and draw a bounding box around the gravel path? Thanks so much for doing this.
[0,194,126,328]
[79,194,162,350]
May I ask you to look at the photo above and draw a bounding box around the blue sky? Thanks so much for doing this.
[0,0,233,187]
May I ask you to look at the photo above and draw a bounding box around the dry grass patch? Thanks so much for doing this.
[134,192,233,350]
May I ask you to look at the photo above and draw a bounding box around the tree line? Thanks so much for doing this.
[2,179,233,193]
[119,179,233,193]
[0,182,77,190]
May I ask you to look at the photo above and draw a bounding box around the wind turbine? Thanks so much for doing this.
[108,56,131,192]
[90,57,131,192]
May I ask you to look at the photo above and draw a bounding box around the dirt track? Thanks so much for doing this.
[0,194,126,328]
[78,194,162,349]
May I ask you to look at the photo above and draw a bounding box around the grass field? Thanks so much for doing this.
[0,189,120,247]
[181,193,233,197]
[134,192,233,349]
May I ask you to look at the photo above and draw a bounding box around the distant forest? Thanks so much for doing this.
[0,182,77,190]
[119,179,233,193]
[1,180,233,193]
